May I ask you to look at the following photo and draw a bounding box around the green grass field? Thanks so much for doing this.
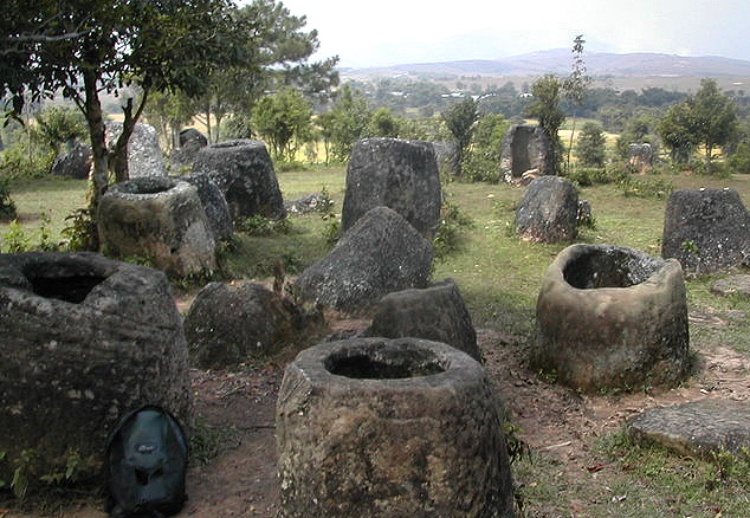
[5,168,750,334]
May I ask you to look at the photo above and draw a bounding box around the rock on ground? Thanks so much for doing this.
[628,399,750,459]
[294,206,433,312]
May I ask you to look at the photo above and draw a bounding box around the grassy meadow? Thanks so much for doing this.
[4,166,750,515]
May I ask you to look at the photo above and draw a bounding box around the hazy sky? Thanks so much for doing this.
[276,0,749,68]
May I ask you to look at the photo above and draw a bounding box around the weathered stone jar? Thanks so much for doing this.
[0,252,192,484]
[276,337,516,518]
[534,244,690,393]
[97,176,216,277]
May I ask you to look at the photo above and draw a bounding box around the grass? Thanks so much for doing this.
[5,166,750,515]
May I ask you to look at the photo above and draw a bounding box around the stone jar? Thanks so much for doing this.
[276,337,516,518]
[0,252,192,484]
[534,244,690,393]
[97,176,216,277]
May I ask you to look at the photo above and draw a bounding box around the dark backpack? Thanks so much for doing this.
[105,405,189,518]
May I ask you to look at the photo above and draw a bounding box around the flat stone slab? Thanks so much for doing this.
[711,275,750,298]
[627,400,750,459]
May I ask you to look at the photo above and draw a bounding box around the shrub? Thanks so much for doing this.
[0,177,17,221]
[728,142,750,174]
[433,200,474,260]
[236,215,292,236]
[618,175,674,199]
[61,208,98,251]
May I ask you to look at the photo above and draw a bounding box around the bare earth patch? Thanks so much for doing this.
[4,312,750,518]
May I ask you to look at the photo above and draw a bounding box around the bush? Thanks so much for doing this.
[728,142,750,174]
[236,215,292,236]
[0,133,56,179]
[61,208,98,251]
[575,121,607,168]
[618,175,674,199]
[433,200,474,260]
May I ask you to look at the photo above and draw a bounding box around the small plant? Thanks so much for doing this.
[61,208,98,251]
[0,450,7,487]
[0,177,18,221]
[681,239,701,255]
[2,220,32,253]
[317,186,335,214]
[433,200,474,260]
[190,420,241,465]
[503,421,530,464]
[618,175,674,199]
[321,212,340,248]
[38,449,84,486]
[236,215,292,236]
[37,212,59,252]
[11,449,34,502]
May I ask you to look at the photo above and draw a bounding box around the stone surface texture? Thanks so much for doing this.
[294,206,434,311]
[627,143,653,173]
[179,172,234,241]
[711,274,750,298]
[628,400,750,459]
[363,278,481,362]
[516,176,579,243]
[0,252,192,483]
[501,125,556,184]
[98,176,216,277]
[170,128,209,171]
[51,142,91,179]
[662,188,750,276]
[191,139,286,222]
[276,337,516,518]
[105,121,166,177]
[534,244,690,392]
[432,141,459,176]
[341,137,442,239]
[184,281,298,369]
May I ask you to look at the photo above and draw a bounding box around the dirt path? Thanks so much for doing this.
[4,315,750,518]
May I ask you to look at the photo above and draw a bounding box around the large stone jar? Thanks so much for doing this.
[276,337,516,518]
[0,252,192,484]
[534,244,690,393]
[97,176,216,277]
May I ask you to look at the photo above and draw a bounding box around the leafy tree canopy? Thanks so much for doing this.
[1,0,247,247]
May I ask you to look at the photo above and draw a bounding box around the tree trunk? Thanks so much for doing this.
[83,68,109,250]
[566,112,577,173]
[111,90,150,183]
[204,98,213,143]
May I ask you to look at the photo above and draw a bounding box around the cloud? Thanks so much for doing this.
[276,0,750,67]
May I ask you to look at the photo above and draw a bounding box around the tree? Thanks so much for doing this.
[143,90,196,153]
[442,97,479,176]
[526,74,565,171]
[34,106,88,155]
[659,101,699,164]
[658,79,738,170]
[253,87,313,162]
[319,85,370,163]
[692,78,738,169]
[195,0,339,143]
[462,113,510,182]
[563,35,591,171]
[2,0,244,245]
[575,121,607,168]
[368,108,401,138]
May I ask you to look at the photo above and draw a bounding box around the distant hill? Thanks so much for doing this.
[343,50,750,83]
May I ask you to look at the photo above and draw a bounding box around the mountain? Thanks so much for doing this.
[343,50,750,81]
